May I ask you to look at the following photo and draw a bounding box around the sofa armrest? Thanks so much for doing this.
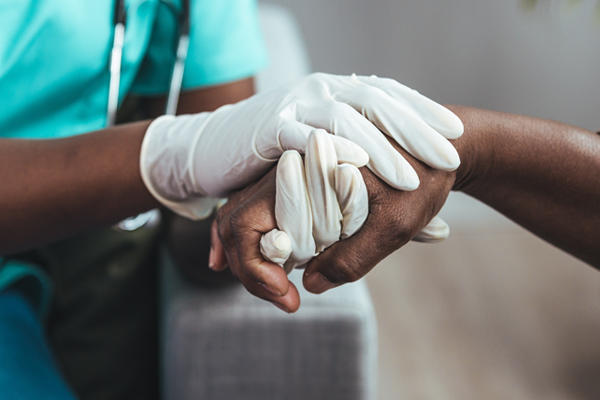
[160,247,377,400]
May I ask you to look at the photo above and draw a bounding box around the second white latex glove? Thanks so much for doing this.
[139,73,463,220]
[260,131,450,273]
[260,131,369,272]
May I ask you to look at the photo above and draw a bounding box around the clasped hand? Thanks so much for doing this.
[140,73,462,218]
[139,72,463,312]
[258,130,452,273]
[210,138,457,312]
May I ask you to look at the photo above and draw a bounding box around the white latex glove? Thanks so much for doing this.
[259,131,450,273]
[139,73,463,220]
[412,216,450,243]
[260,130,369,272]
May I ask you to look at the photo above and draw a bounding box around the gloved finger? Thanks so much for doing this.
[335,85,461,171]
[209,219,228,271]
[261,145,369,271]
[412,215,450,243]
[334,164,369,239]
[273,150,316,271]
[297,100,419,191]
[354,75,464,139]
[305,130,343,252]
[260,229,292,267]
[274,119,314,158]
[278,121,369,167]
[328,135,369,167]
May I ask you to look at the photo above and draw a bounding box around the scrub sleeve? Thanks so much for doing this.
[0,291,76,400]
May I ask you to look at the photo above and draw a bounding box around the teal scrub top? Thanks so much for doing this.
[0,0,267,316]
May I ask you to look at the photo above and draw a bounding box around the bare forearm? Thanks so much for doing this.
[0,121,157,254]
[450,106,600,266]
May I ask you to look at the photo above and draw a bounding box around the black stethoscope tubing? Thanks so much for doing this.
[109,0,190,231]
[107,0,190,126]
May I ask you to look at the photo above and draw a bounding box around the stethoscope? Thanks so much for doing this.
[109,0,190,230]
[107,0,190,125]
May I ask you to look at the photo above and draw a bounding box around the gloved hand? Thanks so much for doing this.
[259,130,369,272]
[260,131,450,273]
[139,73,463,220]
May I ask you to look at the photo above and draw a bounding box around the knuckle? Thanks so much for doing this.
[228,208,250,232]
[244,282,271,302]
[216,217,230,242]
[369,201,411,247]
[215,209,225,229]
[359,168,385,201]
[301,73,331,96]
[377,76,395,87]
[356,85,385,106]
[242,282,262,299]
[215,204,230,226]
[327,257,362,284]
[227,209,241,229]
[328,101,353,117]
[217,210,246,249]
[387,213,417,245]
[227,215,242,242]
[307,72,327,82]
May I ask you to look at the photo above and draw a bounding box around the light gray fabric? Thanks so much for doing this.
[161,249,377,400]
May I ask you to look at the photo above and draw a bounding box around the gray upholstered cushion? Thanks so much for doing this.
[160,249,377,400]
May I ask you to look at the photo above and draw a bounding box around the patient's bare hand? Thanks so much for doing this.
[302,149,455,293]
[211,143,456,310]
[211,168,301,313]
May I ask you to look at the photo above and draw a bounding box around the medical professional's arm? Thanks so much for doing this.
[0,79,254,256]
[0,78,256,257]
[0,122,157,254]
[1,73,461,257]
[146,73,465,285]
[137,78,255,118]
[212,106,600,310]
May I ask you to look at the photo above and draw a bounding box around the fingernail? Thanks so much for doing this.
[259,282,284,297]
[304,272,335,294]
[208,246,216,270]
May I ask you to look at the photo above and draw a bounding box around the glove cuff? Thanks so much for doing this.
[140,115,217,220]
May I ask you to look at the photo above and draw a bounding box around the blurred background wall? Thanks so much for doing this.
[262,0,600,129]
[261,1,600,399]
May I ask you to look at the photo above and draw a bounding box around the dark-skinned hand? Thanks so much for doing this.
[210,141,456,312]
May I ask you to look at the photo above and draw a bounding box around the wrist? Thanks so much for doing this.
[140,113,210,199]
[445,105,492,193]
[140,113,221,220]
